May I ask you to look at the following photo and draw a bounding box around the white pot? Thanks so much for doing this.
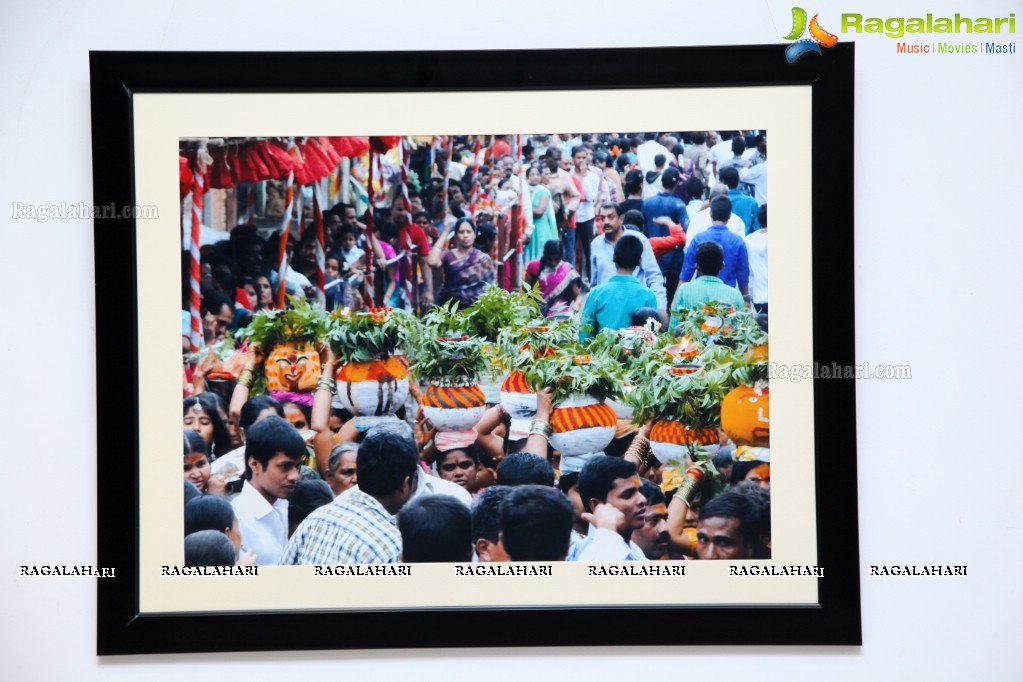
[500,390,538,420]
[334,377,410,417]
[479,373,507,406]
[648,441,720,466]
[550,426,617,459]
[549,393,616,460]
[423,404,487,432]
[421,383,487,433]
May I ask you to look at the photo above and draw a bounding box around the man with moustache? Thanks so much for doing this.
[633,480,670,560]
[590,202,667,313]
[568,457,649,561]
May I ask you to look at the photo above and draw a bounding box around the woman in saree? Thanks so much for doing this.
[428,217,496,309]
[523,239,583,317]
[522,164,558,264]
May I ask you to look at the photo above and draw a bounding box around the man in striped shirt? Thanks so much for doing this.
[281,426,419,565]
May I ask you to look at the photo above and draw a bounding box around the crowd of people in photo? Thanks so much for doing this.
[182,131,770,568]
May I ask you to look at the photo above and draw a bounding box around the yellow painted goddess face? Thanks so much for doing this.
[264,342,321,393]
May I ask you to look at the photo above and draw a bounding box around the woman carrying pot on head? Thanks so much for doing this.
[427,217,496,309]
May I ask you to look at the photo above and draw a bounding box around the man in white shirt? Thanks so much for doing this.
[572,145,601,282]
[740,159,768,207]
[685,183,746,241]
[707,131,737,184]
[636,133,671,173]
[745,204,768,315]
[231,416,307,566]
[568,457,649,561]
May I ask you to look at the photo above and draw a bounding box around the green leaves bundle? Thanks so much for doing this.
[498,316,579,370]
[236,296,328,349]
[462,285,543,342]
[407,301,490,385]
[626,357,732,430]
[679,302,767,353]
[522,336,624,404]
[323,307,413,365]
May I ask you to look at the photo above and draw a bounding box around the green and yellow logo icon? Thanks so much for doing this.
[784,7,839,62]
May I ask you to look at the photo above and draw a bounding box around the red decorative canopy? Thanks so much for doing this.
[180,136,378,191]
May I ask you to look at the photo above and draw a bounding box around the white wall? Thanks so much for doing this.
[2,0,1021,678]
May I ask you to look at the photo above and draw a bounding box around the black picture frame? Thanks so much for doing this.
[92,44,858,655]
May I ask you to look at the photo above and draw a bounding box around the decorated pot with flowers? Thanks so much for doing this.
[648,420,720,466]
[325,306,412,422]
[718,339,770,450]
[191,338,252,402]
[464,286,545,405]
[335,355,410,418]
[407,303,492,446]
[421,382,488,432]
[626,348,731,467]
[523,341,623,474]
[418,332,488,433]
[497,319,578,438]
[264,342,322,400]
[549,393,618,473]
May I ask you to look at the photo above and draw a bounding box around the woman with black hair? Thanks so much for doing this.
[427,217,495,308]
[435,444,482,495]
[184,530,237,567]
[618,169,645,215]
[729,458,770,490]
[593,150,623,205]
[183,393,234,461]
[522,239,583,317]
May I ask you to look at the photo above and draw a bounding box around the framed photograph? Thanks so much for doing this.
[92,44,858,655]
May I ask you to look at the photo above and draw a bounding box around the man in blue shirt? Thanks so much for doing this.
[718,166,760,235]
[590,203,667,312]
[641,167,689,240]
[642,166,689,307]
[679,195,751,302]
[580,234,658,340]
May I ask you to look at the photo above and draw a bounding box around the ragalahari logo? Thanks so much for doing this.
[783,7,839,62]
